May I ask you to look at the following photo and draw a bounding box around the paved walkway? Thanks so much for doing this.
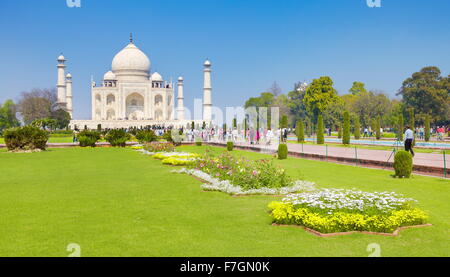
[210,141,447,171]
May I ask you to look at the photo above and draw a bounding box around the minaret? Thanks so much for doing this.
[203,59,212,122]
[177,76,185,120]
[66,73,73,118]
[57,54,67,107]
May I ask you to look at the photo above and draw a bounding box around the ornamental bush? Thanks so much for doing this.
[3,125,49,151]
[316,114,324,144]
[278,143,288,160]
[354,117,361,140]
[394,150,413,178]
[424,116,430,142]
[296,121,305,143]
[77,130,101,147]
[227,141,234,151]
[135,129,157,143]
[195,137,202,146]
[343,111,350,145]
[105,129,131,147]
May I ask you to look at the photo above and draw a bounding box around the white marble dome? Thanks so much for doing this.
[103,71,116,80]
[111,43,151,76]
[151,72,163,81]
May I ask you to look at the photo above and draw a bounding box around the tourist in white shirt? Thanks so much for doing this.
[404,125,415,157]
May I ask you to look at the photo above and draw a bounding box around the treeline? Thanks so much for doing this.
[0,88,71,135]
[245,66,449,134]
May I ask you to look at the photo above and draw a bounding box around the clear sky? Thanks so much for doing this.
[0,0,449,119]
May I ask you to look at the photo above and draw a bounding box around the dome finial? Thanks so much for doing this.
[130,33,133,43]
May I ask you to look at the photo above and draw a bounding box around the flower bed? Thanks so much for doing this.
[172,168,316,196]
[269,189,428,233]
[143,142,175,153]
[192,152,294,191]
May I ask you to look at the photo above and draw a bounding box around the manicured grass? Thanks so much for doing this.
[0,146,448,257]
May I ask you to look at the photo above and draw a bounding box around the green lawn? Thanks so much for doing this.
[0,146,448,257]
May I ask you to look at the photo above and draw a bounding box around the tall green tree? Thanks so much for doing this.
[398,66,450,124]
[303,76,338,122]
[51,109,71,129]
[0,99,20,132]
[287,85,309,123]
[296,120,305,143]
[316,114,324,144]
[349,81,367,95]
[342,111,350,145]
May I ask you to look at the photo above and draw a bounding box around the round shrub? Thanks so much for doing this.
[278,143,288,160]
[77,130,101,147]
[394,150,413,178]
[135,129,157,143]
[227,141,234,151]
[3,125,49,151]
[105,129,131,147]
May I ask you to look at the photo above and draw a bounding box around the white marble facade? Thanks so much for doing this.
[64,36,212,129]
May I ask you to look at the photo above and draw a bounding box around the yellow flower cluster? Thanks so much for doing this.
[161,157,196,166]
[152,152,200,160]
[268,201,428,234]
[131,146,144,150]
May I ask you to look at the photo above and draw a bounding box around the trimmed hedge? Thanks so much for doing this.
[227,141,234,151]
[296,121,305,143]
[394,150,413,178]
[105,129,131,147]
[278,143,288,160]
[317,114,324,144]
[343,111,350,145]
[77,130,101,147]
[354,117,361,140]
[3,125,49,151]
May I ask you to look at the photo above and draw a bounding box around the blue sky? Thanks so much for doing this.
[0,0,449,119]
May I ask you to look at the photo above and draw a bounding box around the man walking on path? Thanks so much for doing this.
[404,125,415,157]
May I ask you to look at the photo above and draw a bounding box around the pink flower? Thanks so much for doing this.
[252,170,258,176]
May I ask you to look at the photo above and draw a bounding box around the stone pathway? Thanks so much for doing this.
[209,141,448,176]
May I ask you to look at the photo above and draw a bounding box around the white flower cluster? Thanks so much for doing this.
[136,149,155,155]
[171,168,316,196]
[282,189,416,214]
[154,152,198,158]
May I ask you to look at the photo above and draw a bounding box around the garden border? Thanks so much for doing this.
[271,223,433,237]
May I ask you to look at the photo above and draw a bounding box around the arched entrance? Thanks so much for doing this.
[126,93,144,120]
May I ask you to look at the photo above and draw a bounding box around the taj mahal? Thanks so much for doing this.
[58,36,213,129]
